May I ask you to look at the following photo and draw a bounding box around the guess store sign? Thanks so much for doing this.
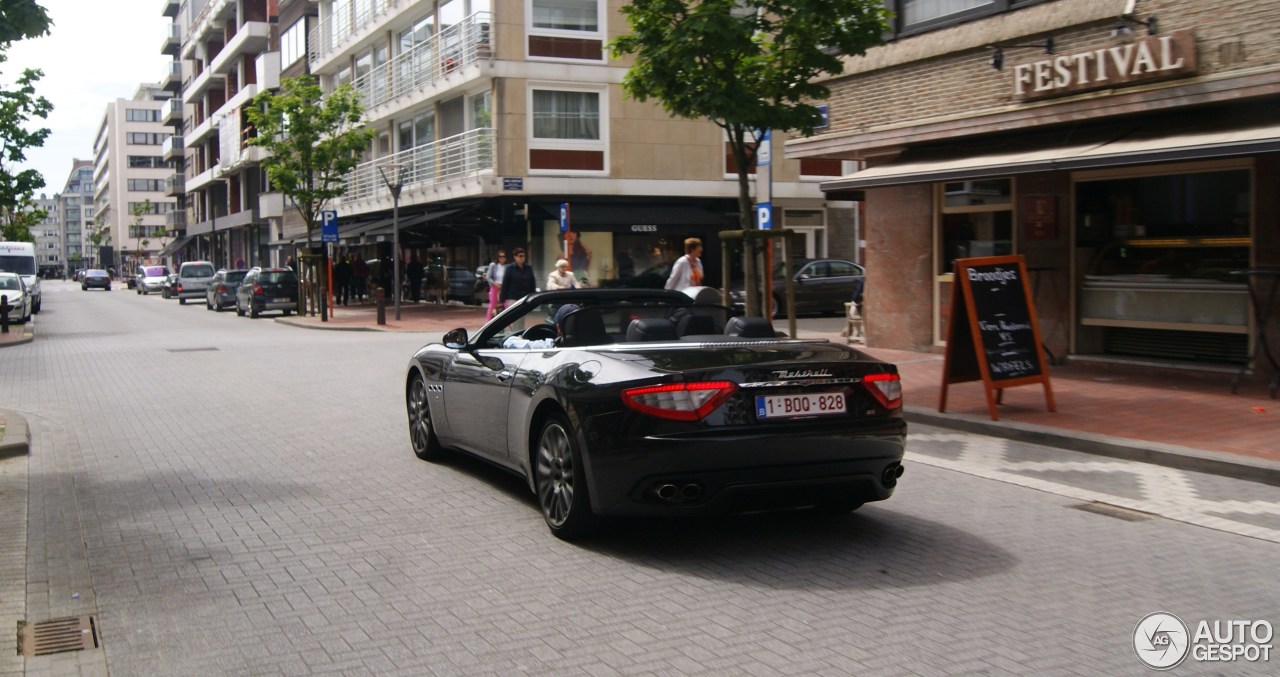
[1013,30,1197,101]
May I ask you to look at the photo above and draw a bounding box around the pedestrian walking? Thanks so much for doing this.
[485,250,506,320]
[334,253,353,305]
[664,237,705,291]
[407,255,425,303]
[499,248,536,308]
[351,256,368,302]
[546,258,581,290]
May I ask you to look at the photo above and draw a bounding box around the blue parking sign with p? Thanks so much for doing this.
[756,202,772,230]
[321,210,338,243]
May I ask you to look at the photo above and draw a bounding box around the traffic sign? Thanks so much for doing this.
[756,202,772,230]
[321,210,338,243]
[559,203,570,233]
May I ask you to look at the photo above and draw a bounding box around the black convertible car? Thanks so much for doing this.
[404,288,906,539]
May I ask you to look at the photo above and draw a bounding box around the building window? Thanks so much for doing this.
[127,179,166,191]
[126,132,167,145]
[889,0,1048,36]
[530,0,598,32]
[532,89,599,140]
[903,0,993,26]
[281,18,307,67]
[128,155,163,168]
[125,108,161,122]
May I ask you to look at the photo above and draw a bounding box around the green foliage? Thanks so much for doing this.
[611,0,888,315]
[0,0,51,46]
[246,75,375,244]
[0,1,53,230]
[0,197,39,241]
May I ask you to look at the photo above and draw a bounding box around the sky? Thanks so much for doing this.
[5,1,171,197]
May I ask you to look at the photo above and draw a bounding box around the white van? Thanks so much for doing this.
[0,241,39,314]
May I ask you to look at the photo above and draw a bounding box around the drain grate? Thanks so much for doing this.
[166,347,218,353]
[17,616,99,657]
[1071,501,1154,522]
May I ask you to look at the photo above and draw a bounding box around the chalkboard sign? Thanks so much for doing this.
[940,255,1054,420]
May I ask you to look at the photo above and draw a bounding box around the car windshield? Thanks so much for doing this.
[481,299,728,350]
[0,255,35,275]
[259,271,297,284]
[87,270,107,276]
[183,264,214,277]
[0,276,20,290]
[225,271,248,284]
[144,266,168,276]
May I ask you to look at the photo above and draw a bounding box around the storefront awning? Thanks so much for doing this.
[362,209,464,240]
[158,235,194,258]
[822,119,1280,191]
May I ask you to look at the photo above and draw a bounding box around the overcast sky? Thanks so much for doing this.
[6,1,171,197]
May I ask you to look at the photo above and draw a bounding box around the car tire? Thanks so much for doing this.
[249,303,259,319]
[282,309,291,316]
[136,287,141,295]
[407,372,444,462]
[141,289,147,296]
[81,285,86,291]
[771,294,782,319]
[236,303,245,317]
[215,302,224,313]
[179,298,186,305]
[534,414,599,540]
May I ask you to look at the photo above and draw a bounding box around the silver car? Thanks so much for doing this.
[175,261,216,305]
[0,272,32,323]
[135,265,171,295]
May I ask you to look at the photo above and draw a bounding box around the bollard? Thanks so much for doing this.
[0,294,10,334]
[375,287,386,325]
[320,284,328,322]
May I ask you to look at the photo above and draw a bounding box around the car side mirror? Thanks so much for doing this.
[798,273,811,281]
[443,327,468,349]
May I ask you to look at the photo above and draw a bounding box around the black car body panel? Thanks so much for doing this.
[405,289,905,530]
[730,258,865,316]
[82,269,111,290]
[236,268,298,317]
[207,269,248,310]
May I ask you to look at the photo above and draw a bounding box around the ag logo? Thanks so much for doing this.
[1134,612,1190,670]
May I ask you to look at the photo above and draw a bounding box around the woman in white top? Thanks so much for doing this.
[664,237,704,291]
[485,251,507,319]
[546,258,581,290]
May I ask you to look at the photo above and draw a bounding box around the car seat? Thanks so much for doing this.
[724,316,777,338]
[558,308,611,347]
[626,318,678,342]
[676,313,719,337]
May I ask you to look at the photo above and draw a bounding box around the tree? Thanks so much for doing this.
[245,75,375,248]
[131,198,151,269]
[0,193,40,241]
[87,220,109,269]
[611,0,888,316]
[0,0,52,239]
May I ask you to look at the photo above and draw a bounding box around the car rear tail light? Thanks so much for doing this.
[622,381,737,421]
[863,373,903,409]
[176,284,183,292]
[217,285,227,293]
[253,284,264,296]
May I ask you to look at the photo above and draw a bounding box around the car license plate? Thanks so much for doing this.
[755,393,846,419]
[274,297,291,303]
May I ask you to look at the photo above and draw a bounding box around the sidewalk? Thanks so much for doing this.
[280,298,1280,485]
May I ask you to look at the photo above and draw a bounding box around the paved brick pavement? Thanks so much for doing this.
[0,282,1274,675]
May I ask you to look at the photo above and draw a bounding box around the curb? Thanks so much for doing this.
[0,410,30,460]
[274,317,386,332]
[904,406,1280,487]
[0,323,34,348]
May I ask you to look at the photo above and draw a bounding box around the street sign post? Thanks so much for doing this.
[321,210,338,244]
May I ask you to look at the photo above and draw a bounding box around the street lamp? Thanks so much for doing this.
[379,163,408,320]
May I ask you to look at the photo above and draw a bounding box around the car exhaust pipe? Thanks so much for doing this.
[679,483,702,501]
[881,463,904,489]
[656,483,679,501]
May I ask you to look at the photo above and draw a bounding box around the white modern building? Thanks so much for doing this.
[29,193,60,276]
[59,160,94,272]
[92,84,176,275]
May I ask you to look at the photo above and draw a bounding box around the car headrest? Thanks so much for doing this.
[558,308,610,347]
[676,313,718,337]
[626,318,678,342]
[724,316,776,338]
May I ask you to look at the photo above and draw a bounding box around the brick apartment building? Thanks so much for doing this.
[789,0,1280,383]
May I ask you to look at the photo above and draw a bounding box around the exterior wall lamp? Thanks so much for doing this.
[989,37,1054,71]
[1113,13,1158,37]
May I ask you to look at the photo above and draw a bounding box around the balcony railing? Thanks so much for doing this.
[162,59,182,92]
[163,97,184,126]
[165,172,185,197]
[349,12,491,113]
[161,22,181,55]
[343,127,493,201]
[162,135,184,161]
[309,0,397,67]
[166,210,187,229]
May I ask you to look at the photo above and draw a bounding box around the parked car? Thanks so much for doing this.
[445,266,485,305]
[81,269,112,291]
[134,265,171,295]
[404,288,906,540]
[730,258,866,318]
[0,272,32,323]
[174,261,216,305]
[599,260,674,289]
[236,267,299,318]
[206,269,249,311]
[161,273,180,298]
